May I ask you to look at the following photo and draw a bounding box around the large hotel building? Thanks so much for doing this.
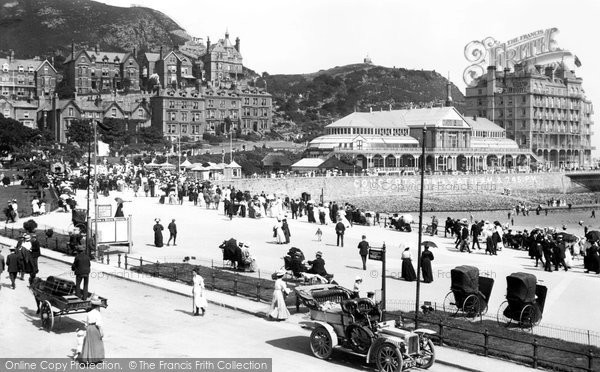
[464,64,594,168]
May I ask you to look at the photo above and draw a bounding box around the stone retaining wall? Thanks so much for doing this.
[220,172,577,199]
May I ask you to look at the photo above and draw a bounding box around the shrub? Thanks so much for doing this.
[23,219,38,233]
[45,228,54,238]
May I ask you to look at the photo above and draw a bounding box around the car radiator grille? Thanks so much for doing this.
[406,334,419,354]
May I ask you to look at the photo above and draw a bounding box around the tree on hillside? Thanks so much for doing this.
[55,80,75,99]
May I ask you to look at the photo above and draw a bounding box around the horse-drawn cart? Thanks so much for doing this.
[30,276,107,331]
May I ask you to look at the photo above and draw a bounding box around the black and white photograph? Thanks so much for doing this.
[0,0,599,371]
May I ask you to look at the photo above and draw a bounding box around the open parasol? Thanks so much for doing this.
[421,241,438,248]
[115,197,124,204]
[586,230,600,243]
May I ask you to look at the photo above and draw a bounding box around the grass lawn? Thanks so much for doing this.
[391,310,598,372]
[130,262,295,303]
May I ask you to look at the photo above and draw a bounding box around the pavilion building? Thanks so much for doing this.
[307,106,532,172]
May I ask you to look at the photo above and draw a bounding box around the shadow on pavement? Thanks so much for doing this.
[20,306,84,334]
[265,336,365,370]
[174,309,195,317]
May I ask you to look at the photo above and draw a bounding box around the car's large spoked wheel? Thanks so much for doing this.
[416,339,436,369]
[497,300,511,327]
[310,326,333,359]
[347,325,374,354]
[40,300,54,331]
[462,294,480,318]
[519,304,539,331]
[376,344,403,372]
[442,292,458,316]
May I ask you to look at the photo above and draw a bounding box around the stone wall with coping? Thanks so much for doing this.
[218,173,575,200]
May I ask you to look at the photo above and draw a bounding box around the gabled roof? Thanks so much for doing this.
[86,51,129,64]
[291,158,325,168]
[162,51,182,62]
[464,117,505,132]
[225,161,241,168]
[326,111,410,129]
[144,53,161,62]
[326,107,470,129]
[35,59,57,73]
[77,100,104,112]
[0,57,47,71]
[102,101,125,114]
[64,50,91,64]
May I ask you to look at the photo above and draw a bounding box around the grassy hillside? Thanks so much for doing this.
[0,0,190,57]
[263,63,466,141]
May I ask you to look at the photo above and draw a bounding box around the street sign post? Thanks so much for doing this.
[368,243,386,310]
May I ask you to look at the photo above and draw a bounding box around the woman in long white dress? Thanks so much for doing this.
[192,269,208,316]
[268,271,290,320]
[273,218,285,244]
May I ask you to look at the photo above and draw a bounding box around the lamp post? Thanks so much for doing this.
[415,125,427,328]
[85,120,93,256]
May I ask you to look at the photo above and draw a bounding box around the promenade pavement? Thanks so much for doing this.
[4,187,600,335]
[0,235,540,371]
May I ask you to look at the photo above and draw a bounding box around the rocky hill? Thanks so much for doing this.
[0,0,190,57]
[262,63,466,141]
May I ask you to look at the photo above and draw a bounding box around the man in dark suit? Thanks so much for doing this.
[307,252,328,276]
[471,221,481,250]
[357,235,370,270]
[290,199,298,219]
[335,219,346,247]
[6,247,19,289]
[30,235,40,283]
[71,246,91,299]
[167,219,177,246]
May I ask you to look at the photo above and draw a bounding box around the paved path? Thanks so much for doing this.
[0,257,539,372]
[4,187,600,335]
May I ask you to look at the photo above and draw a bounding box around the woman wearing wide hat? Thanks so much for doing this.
[268,270,290,320]
[153,218,164,247]
[77,296,105,363]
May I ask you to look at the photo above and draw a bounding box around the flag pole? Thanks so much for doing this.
[85,120,92,256]
[93,120,98,257]
[415,124,427,328]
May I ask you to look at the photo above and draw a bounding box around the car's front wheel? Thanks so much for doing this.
[416,338,435,369]
[310,326,333,359]
[376,343,403,372]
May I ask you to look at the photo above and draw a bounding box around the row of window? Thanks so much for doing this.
[166,124,202,134]
[1,65,35,73]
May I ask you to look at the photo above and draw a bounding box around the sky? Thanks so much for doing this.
[101,0,600,156]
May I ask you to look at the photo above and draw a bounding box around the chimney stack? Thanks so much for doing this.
[9,50,14,63]
[235,37,240,53]
[159,46,163,60]
[133,47,136,59]
[95,44,99,54]
[206,37,211,51]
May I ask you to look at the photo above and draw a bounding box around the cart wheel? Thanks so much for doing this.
[442,292,458,316]
[416,338,436,369]
[462,294,480,318]
[310,326,333,359]
[497,300,511,327]
[519,304,540,331]
[40,300,54,331]
[376,343,403,372]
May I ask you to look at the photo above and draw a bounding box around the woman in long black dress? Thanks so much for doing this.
[420,246,434,283]
[153,219,164,247]
[401,247,417,281]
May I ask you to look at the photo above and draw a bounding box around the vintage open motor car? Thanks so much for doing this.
[295,284,436,372]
